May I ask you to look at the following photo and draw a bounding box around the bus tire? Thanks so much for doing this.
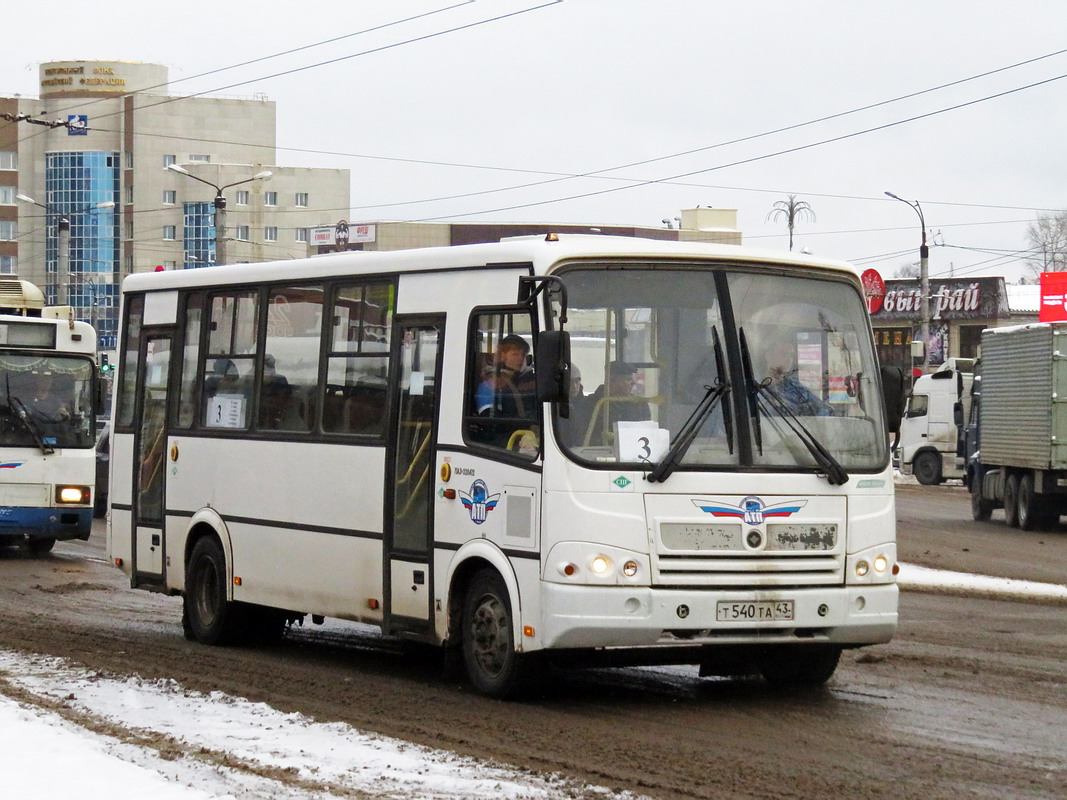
[25,537,56,557]
[1004,473,1021,528]
[758,645,841,688]
[184,536,242,646]
[912,451,942,486]
[461,569,527,698]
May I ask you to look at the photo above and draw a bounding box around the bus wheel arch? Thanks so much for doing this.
[444,545,529,697]
[182,520,242,646]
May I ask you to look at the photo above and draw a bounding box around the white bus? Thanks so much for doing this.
[108,235,904,696]
[0,313,100,556]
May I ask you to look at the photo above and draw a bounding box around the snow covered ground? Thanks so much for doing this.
[1,564,1064,800]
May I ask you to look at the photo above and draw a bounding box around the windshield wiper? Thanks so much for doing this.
[739,328,762,454]
[647,379,729,483]
[5,374,53,455]
[752,381,849,486]
[648,327,732,483]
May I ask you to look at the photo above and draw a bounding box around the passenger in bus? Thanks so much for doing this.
[205,358,240,397]
[586,361,652,445]
[761,339,830,416]
[561,363,594,446]
[475,334,534,418]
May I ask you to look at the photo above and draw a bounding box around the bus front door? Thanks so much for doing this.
[133,334,173,581]
[385,317,443,635]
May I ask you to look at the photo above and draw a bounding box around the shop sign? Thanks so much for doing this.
[1039,272,1067,322]
[873,277,1006,320]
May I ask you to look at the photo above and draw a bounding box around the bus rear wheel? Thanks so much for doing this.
[184,536,242,646]
[758,645,841,688]
[462,570,527,698]
[25,537,55,557]
[1004,473,1021,528]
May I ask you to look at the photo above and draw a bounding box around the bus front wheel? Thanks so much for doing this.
[184,536,242,646]
[462,570,527,698]
[758,645,841,687]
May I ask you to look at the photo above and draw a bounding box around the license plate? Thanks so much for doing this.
[716,600,794,622]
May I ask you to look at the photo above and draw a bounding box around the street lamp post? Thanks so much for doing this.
[885,191,930,372]
[17,194,115,307]
[166,165,272,266]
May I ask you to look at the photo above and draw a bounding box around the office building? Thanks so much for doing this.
[1,60,349,349]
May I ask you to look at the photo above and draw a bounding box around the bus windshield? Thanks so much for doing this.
[553,264,887,475]
[0,354,96,449]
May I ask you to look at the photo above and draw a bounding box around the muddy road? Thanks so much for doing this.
[0,484,1064,800]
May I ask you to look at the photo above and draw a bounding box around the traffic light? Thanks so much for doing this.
[99,353,111,372]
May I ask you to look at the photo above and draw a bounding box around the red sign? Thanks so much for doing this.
[1039,272,1067,322]
[861,268,886,314]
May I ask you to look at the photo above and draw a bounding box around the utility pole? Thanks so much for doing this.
[886,191,930,373]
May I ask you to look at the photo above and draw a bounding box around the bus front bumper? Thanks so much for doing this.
[537,582,897,650]
[0,506,93,544]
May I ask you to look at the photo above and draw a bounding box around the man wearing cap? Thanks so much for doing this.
[587,361,652,445]
[476,334,534,418]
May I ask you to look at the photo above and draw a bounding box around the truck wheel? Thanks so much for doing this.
[912,452,942,486]
[970,482,993,522]
[184,536,242,646]
[1017,473,1043,530]
[462,569,528,698]
[1004,474,1021,528]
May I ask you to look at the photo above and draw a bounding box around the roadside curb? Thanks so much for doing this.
[897,563,1067,605]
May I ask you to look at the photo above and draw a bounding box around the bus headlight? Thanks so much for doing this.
[873,555,889,573]
[622,560,639,577]
[855,560,870,577]
[56,485,90,505]
[591,555,611,575]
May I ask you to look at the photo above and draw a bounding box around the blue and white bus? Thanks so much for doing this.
[0,312,99,555]
[108,235,904,696]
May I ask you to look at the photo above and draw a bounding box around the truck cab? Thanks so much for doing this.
[898,358,973,485]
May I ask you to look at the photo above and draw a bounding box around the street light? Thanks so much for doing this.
[17,194,115,307]
[885,191,930,372]
[166,165,272,266]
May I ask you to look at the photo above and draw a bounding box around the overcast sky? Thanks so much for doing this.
[6,0,1067,282]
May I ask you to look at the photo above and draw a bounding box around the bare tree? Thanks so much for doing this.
[766,195,816,251]
[893,261,921,279]
[1025,211,1067,280]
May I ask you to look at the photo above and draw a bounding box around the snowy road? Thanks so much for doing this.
[0,485,1064,800]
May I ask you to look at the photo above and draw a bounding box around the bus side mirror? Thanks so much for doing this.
[953,402,964,428]
[880,365,906,434]
[535,330,571,408]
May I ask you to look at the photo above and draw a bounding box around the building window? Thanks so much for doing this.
[235,225,250,241]
[0,255,16,273]
[0,186,13,204]
[124,185,134,204]
[0,152,17,170]
[163,155,177,167]
[264,226,278,242]
[294,228,308,243]
[189,154,211,163]
[125,151,134,169]
[234,190,250,206]
[163,261,177,270]
[294,192,309,207]
[125,221,134,239]
[163,190,176,204]
[163,225,177,240]
[0,221,16,240]
[264,191,278,206]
